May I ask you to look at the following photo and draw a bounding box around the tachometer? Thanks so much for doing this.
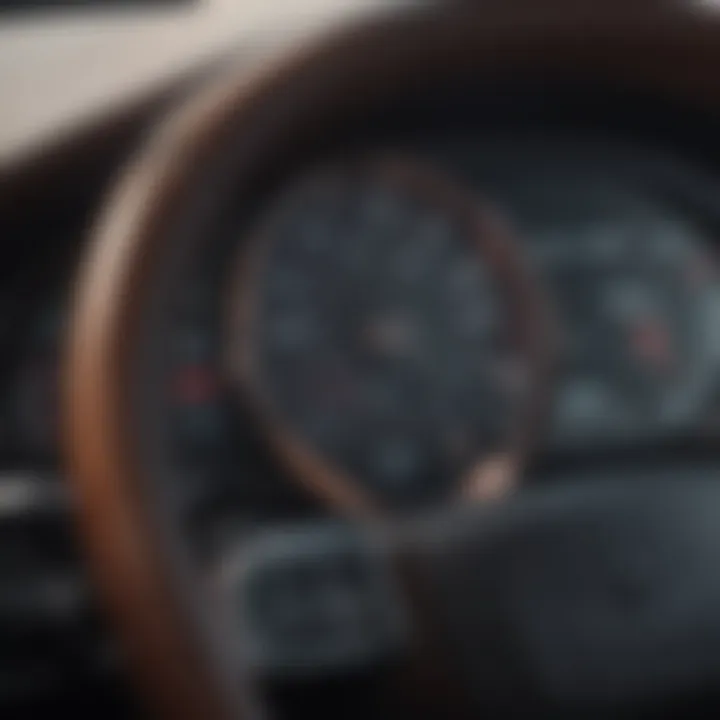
[534,208,720,443]
[227,158,552,512]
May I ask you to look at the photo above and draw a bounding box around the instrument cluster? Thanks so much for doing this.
[7,135,720,519]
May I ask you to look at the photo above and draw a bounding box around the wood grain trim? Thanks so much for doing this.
[65,3,720,719]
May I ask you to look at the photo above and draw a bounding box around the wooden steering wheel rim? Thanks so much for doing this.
[65,4,720,718]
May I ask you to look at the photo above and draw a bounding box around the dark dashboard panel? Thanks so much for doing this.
[3,88,720,532]
[146,132,720,530]
[5,99,720,529]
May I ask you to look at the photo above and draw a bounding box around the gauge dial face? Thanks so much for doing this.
[228,160,549,510]
[523,199,720,444]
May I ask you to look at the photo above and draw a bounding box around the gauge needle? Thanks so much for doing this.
[462,453,519,502]
[630,319,673,370]
[362,313,420,359]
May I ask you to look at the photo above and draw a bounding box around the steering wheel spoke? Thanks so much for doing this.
[217,480,720,716]
[218,523,408,681]
[401,480,720,715]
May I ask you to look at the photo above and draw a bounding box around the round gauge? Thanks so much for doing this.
[533,210,720,442]
[227,158,552,512]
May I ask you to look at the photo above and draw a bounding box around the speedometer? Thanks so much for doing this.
[227,158,552,511]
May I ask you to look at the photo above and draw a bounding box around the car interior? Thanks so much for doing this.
[4,1,720,718]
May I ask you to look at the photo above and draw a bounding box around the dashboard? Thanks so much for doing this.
[121,93,720,559]
[7,131,720,528]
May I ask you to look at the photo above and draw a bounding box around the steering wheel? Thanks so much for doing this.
[65,3,720,718]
